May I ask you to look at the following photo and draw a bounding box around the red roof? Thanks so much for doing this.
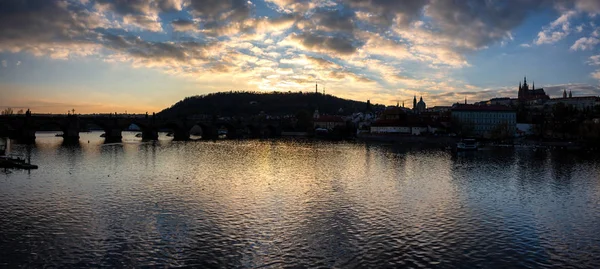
[451,104,514,112]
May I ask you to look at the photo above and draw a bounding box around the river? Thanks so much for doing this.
[1,131,599,268]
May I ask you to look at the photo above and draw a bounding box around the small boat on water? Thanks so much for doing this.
[0,156,38,169]
[0,138,38,169]
[0,138,6,156]
[456,139,478,151]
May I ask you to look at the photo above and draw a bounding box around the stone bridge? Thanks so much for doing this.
[0,112,283,143]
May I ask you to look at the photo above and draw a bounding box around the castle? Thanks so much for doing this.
[518,76,549,102]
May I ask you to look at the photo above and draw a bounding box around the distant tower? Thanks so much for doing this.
[532,81,535,90]
[402,101,405,108]
[563,89,567,98]
[569,90,572,98]
[465,97,467,104]
[396,101,399,107]
[315,83,318,94]
[413,95,417,109]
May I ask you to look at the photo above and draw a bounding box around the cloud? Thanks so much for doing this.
[3,0,600,111]
[570,37,600,50]
[587,55,600,65]
[282,32,358,56]
[535,10,576,45]
[171,19,198,32]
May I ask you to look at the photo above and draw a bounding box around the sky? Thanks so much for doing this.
[1,0,600,114]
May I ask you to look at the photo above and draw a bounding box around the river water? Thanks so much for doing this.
[1,132,599,268]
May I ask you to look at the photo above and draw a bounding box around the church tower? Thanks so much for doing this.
[413,95,417,110]
[518,81,522,99]
[563,89,567,98]
[569,90,572,98]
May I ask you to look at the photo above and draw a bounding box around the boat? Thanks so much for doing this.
[135,133,143,138]
[0,137,6,156]
[100,133,106,137]
[0,155,38,169]
[55,133,64,137]
[166,132,174,137]
[0,138,38,169]
[456,139,478,151]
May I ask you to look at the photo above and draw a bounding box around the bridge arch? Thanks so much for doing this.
[159,121,189,141]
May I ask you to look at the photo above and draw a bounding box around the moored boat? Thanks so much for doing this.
[456,139,478,151]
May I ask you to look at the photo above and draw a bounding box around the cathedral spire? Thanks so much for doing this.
[569,90,572,98]
[532,81,535,90]
[524,76,527,85]
[413,95,417,109]
[563,89,567,98]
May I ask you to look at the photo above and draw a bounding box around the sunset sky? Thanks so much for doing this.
[1,0,600,114]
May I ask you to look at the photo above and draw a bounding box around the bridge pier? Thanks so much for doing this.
[103,128,122,143]
[173,130,189,141]
[142,129,158,140]
[63,116,80,141]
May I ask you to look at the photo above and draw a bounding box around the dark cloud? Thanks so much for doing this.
[188,0,251,21]
[0,0,102,55]
[101,33,218,63]
[94,0,181,15]
[306,56,339,68]
[343,0,427,27]
[291,32,358,55]
[424,0,548,49]
[311,9,355,32]
[171,19,197,32]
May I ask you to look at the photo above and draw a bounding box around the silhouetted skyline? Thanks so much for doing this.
[1,0,600,113]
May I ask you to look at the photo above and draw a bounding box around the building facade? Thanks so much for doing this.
[451,104,516,138]
[545,91,600,110]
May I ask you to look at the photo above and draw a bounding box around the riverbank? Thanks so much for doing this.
[356,134,599,152]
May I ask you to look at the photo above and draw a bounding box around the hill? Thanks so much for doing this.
[158,91,383,118]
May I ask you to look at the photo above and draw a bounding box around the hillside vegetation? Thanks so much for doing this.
[158,91,382,118]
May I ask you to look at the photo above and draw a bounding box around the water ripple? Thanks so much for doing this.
[1,134,599,268]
